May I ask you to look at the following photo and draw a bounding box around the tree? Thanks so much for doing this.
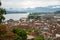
[26,29,33,35]
[28,13,41,20]
[39,34,45,40]
[12,28,27,40]
[31,34,45,40]
[0,1,1,6]
[0,1,6,24]
[0,24,7,40]
[14,35,22,40]
[0,24,7,35]
[4,32,16,40]
[0,24,16,40]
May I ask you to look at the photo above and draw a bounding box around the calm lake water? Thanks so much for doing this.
[4,13,29,21]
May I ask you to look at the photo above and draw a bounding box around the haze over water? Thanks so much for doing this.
[4,13,29,21]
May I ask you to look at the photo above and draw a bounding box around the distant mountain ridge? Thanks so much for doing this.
[5,5,60,13]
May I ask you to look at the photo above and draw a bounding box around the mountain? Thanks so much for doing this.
[5,5,60,13]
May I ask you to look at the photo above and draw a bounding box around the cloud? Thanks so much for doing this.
[1,0,60,8]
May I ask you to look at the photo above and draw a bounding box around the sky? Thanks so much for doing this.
[1,0,60,8]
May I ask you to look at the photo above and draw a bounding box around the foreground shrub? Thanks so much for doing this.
[12,28,27,40]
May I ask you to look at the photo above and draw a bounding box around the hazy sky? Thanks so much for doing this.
[1,0,60,8]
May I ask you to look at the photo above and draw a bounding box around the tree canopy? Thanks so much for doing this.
[0,1,6,24]
[0,1,1,6]
[12,28,27,40]
[28,13,41,20]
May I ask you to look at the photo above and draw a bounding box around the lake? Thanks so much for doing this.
[4,13,29,21]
